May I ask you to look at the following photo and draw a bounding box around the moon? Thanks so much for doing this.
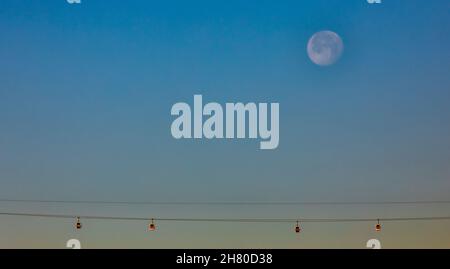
[307,31,344,66]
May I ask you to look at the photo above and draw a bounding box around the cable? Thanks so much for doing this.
[1,212,450,223]
[1,199,450,206]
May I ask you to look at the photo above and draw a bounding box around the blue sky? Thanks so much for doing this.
[0,0,450,248]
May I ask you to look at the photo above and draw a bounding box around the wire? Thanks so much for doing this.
[1,212,450,223]
[1,199,450,206]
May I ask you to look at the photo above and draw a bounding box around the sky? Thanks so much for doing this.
[0,0,450,248]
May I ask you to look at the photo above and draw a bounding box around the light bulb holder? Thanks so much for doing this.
[375,219,381,232]
[148,219,156,231]
[295,221,301,233]
[75,217,82,230]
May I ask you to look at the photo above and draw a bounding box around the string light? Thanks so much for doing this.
[0,212,449,234]
[1,199,448,235]
[1,212,450,223]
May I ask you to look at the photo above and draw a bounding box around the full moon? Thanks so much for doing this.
[307,31,344,66]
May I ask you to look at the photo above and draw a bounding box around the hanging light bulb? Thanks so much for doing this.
[295,221,301,234]
[75,217,82,230]
[148,218,156,231]
[375,219,381,232]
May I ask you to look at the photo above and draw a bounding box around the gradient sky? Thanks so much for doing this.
[0,0,450,248]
